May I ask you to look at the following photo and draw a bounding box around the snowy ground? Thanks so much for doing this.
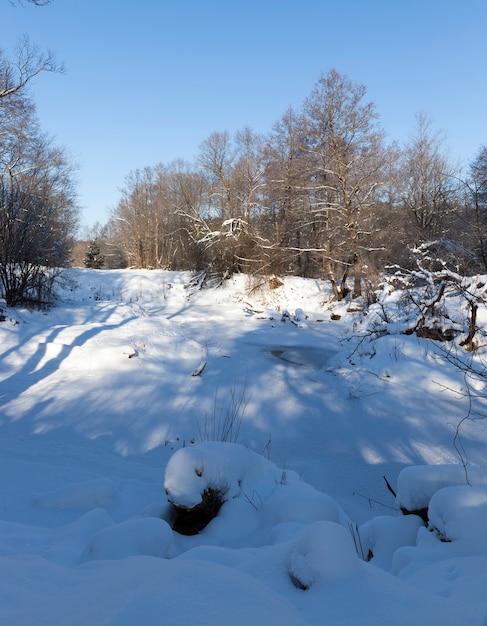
[1,268,487,625]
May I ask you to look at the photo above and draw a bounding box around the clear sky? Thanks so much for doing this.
[3,0,487,230]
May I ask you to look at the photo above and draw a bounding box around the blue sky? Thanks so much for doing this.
[3,0,487,230]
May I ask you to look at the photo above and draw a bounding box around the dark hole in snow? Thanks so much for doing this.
[268,346,334,369]
[400,505,428,525]
[170,488,224,535]
[289,571,309,591]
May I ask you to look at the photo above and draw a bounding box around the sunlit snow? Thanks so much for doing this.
[1,268,487,625]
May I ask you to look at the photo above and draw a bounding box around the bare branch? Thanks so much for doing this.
[9,0,50,6]
[0,36,63,101]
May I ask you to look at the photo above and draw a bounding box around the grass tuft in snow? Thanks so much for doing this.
[196,380,248,444]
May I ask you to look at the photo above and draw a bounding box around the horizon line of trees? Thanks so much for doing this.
[91,69,487,299]
[1,29,486,307]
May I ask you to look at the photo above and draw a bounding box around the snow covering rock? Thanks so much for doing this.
[428,485,487,553]
[164,442,290,509]
[288,521,360,589]
[396,465,487,513]
[164,442,351,540]
[359,514,424,570]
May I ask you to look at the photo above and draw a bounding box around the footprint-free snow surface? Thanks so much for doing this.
[1,269,487,624]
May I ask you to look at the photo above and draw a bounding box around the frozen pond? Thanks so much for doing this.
[267,345,334,369]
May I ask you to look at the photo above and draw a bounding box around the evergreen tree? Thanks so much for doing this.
[84,240,105,269]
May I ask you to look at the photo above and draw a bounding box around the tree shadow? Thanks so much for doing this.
[0,307,138,412]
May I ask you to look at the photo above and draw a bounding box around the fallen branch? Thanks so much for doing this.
[192,361,207,377]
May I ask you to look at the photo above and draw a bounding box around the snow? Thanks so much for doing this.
[164,441,288,509]
[288,521,360,586]
[2,267,487,624]
[396,464,487,512]
[34,477,119,511]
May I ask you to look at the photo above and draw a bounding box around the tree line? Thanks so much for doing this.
[1,31,487,307]
[101,69,487,299]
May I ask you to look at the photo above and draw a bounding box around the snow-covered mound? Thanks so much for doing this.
[79,516,175,562]
[428,485,487,552]
[288,521,360,588]
[164,442,350,542]
[396,464,487,512]
[164,441,287,509]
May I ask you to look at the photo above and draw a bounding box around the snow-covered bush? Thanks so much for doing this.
[354,260,487,350]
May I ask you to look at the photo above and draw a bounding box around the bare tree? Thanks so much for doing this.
[168,159,209,269]
[195,129,270,276]
[466,145,487,271]
[303,69,389,297]
[111,163,196,270]
[197,130,235,221]
[233,127,267,221]
[112,167,159,269]
[398,113,459,243]
[0,36,62,102]
[0,168,77,305]
[263,107,311,275]
[0,42,77,306]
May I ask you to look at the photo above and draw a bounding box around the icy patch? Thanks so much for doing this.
[267,345,334,369]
